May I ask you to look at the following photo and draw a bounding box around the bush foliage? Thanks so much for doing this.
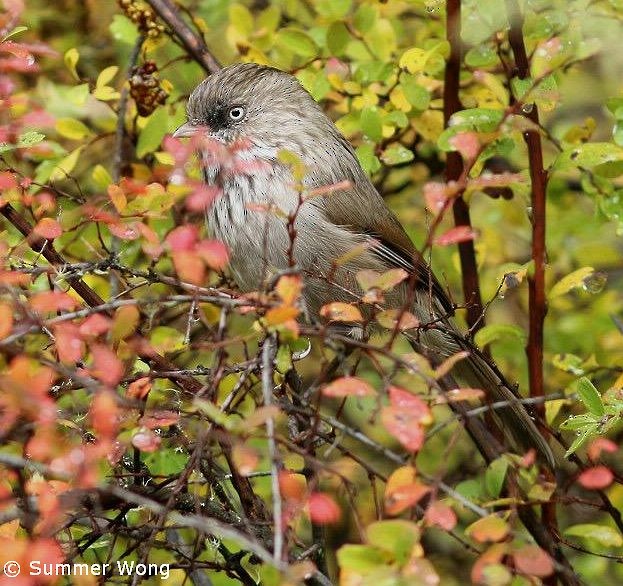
[1,0,623,584]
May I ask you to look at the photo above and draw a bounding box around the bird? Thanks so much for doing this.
[173,62,555,471]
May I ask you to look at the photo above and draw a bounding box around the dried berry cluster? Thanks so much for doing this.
[129,61,168,117]
[117,0,164,38]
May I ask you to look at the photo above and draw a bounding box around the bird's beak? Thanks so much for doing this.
[172,122,198,138]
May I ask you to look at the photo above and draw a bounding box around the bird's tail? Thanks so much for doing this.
[404,305,556,471]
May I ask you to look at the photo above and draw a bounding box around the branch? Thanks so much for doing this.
[144,0,221,74]
[444,0,484,332]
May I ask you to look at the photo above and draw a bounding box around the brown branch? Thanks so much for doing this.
[0,202,267,527]
[444,0,484,332]
[505,3,565,585]
[144,0,221,74]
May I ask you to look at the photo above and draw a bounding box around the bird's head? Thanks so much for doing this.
[173,62,336,161]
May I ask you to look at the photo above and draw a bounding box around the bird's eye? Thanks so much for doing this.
[228,106,245,121]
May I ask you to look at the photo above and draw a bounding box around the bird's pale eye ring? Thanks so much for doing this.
[228,106,245,121]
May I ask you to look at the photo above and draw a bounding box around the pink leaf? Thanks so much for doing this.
[577,465,614,490]
[308,493,341,525]
[196,239,229,270]
[434,225,478,246]
[132,428,161,452]
[513,545,554,578]
[90,344,124,387]
[587,438,617,462]
[322,376,376,398]
[449,131,480,161]
[166,225,198,252]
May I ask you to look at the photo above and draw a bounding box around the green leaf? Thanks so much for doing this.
[326,21,350,55]
[381,144,414,166]
[465,44,498,68]
[474,324,526,348]
[315,0,352,18]
[336,545,386,572]
[554,143,623,170]
[92,165,113,190]
[574,377,604,417]
[367,520,420,564]
[50,146,84,180]
[549,267,596,298]
[276,28,318,57]
[485,457,509,498]
[400,76,430,111]
[55,117,92,141]
[110,14,139,44]
[354,4,376,32]
[137,107,169,157]
[564,524,623,547]
[145,450,188,475]
[360,107,383,142]
[67,83,90,106]
[356,143,381,174]
[449,108,504,132]
[2,25,28,43]
[229,4,254,36]
[64,48,80,80]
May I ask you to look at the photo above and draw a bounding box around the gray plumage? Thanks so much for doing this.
[176,62,555,470]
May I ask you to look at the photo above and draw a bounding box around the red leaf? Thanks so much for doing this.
[384,466,430,516]
[196,239,229,270]
[0,171,17,189]
[132,428,161,452]
[108,221,140,240]
[322,376,376,398]
[513,545,554,578]
[425,501,457,531]
[90,344,124,387]
[31,291,77,313]
[434,226,478,246]
[166,225,198,251]
[33,217,62,240]
[308,492,341,525]
[79,314,111,337]
[578,465,614,490]
[382,406,425,452]
[90,391,118,438]
[185,185,220,211]
[587,438,617,462]
[139,410,180,429]
[53,322,84,363]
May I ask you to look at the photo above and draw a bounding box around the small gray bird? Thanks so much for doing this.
[174,62,555,470]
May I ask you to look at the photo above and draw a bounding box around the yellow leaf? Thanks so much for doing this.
[55,117,92,140]
[50,146,84,180]
[97,65,119,88]
[111,305,140,342]
[320,302,363,323]
[93,85,121,101]
[549,267,595,299]
[92,164,113,190]
[64,47,80,80]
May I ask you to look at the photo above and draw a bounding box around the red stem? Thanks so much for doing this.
[444,0,484,332]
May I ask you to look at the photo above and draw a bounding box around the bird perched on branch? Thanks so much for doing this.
[173,62,555,470]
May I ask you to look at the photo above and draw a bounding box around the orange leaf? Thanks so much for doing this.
[232,443,259,476]
[322,376,376,398]
[90,390,118,438]
[587,438,617,462]
[53,322,84,363]
[90,344,124,387]
[79,314,111,337]
[31,291,77,313]
[279,471,306,502]
[127,376,152,400]
[440,387,485,403]
[196,239,229,270]
[376,309,419,331]
[265,305,300,326]
[33,217,62,239]
[384,466,430,515]
[276,274,303,305]
[172,250,205,285]
[466,514,509,543]
[0,302,13,339]
[320,302,363,323]
[111,304,140,341]
[108,184,127,212]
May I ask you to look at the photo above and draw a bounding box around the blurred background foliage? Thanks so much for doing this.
[4,0,623,583]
